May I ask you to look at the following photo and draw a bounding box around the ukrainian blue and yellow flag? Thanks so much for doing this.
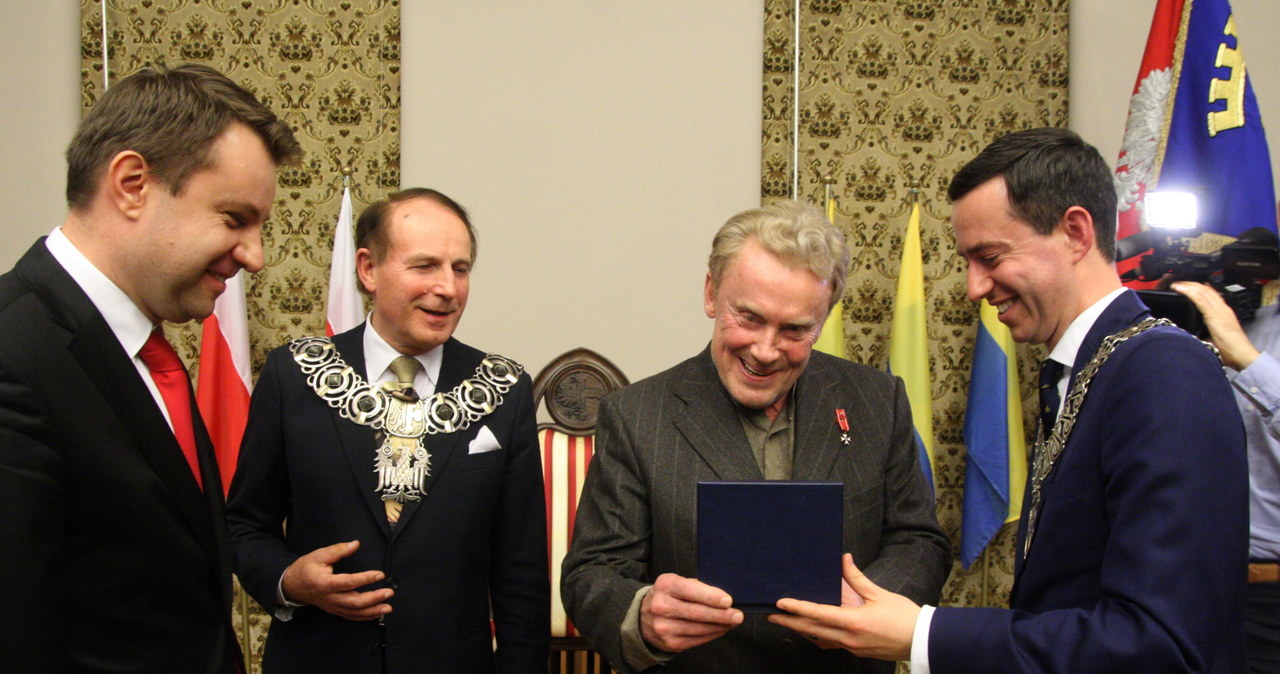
[888,203,934,491]
[960,300,1027,568]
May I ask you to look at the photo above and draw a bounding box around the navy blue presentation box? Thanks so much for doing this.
[696,480,843,613]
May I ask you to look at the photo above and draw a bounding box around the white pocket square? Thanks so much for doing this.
[468,425,502,454]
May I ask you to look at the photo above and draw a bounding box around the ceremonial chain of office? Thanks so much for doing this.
[290,337,523,436]
[289,337,523,503]
[1022,318,1216,558]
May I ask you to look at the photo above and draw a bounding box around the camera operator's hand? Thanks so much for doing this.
[1171,281,1261,370]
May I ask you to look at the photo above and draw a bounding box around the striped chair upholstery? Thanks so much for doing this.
[533,348,629,674]
[542,429,593,639]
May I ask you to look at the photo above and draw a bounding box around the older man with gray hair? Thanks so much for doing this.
[561,200,950,673]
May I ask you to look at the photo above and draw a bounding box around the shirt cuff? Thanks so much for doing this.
[274,569,305,621]
[620,585,676,670]
[909,604,935,674]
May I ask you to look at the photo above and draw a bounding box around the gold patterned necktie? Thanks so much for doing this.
[383,355,423,524]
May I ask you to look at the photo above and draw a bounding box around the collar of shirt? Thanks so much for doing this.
[735,395,794,434]
[733,390,795,479]
[361,316,442,396]
[1044,286,1127,405]
[44,227,156,360]
[45,227,177,430]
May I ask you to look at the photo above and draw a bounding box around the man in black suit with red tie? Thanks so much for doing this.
[0,64,299,672]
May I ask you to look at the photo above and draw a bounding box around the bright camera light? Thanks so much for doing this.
[1145,191,1199,231]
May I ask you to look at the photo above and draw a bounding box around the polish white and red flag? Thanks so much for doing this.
[196,271,253,496]
[326,184,363,336]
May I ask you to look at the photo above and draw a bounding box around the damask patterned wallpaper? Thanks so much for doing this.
[79,1,400,667]
[763,0,1068,609]
[80,0,400,375]
[74,0,1069,664]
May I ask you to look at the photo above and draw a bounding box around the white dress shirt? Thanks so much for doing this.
[44,227,174,430]
[361,317,443,395]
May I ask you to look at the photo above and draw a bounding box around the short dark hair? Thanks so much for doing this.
[65,63,301,210]
[949,127,1117,261]
[355,188,477,263]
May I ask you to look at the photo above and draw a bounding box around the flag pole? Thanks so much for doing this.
[791,0,800,200]
[100,1,110,89]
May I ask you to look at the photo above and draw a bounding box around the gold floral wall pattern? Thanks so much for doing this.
[80,1,399,669]
[763,0,1068,610]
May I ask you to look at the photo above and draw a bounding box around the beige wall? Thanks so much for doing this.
[6,1,1280,380]
[401,2,763,380]
[0,3,79,271]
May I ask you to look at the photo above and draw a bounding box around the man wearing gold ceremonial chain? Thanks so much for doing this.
[228,188,549,672]
[769,128,1250,673]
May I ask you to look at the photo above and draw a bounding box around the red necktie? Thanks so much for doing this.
[138,329,203,491]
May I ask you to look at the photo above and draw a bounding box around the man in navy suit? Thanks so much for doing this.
[0,64,300,671]
[227,188,549,672]
[770,128,1250,672]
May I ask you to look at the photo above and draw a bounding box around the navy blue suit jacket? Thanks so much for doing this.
[930,290,1249,672]
[227,327,549,673]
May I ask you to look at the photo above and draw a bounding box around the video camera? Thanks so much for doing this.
[1116,192,1280,335]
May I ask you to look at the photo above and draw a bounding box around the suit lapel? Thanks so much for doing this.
[1067,290,1150,381]
[1012,290,1150,584]
[671,348,762,480]
[329,329,396,538]
[668,349,850,481]
[20,243,223,571]
[393,339,470,537]
[191,399,234,609]
[790,362,845,481]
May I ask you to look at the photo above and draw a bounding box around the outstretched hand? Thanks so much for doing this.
[769,553,919,661]
[281,540,394,621]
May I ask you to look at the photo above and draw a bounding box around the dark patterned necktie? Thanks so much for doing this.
[1038,359,1065,435]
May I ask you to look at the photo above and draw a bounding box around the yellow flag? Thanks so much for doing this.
[888,203,934,488]
[813,194,846,358]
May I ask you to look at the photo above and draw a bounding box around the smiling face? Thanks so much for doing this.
[357,197,472,355]
[127,122,277,323]
[951,176,1080,348]
[704,238,830,420]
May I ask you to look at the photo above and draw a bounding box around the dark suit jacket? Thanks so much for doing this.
[561,347,950,673]
[0,240,240,672]
[227,326,549,673]
[930,290,1249,673]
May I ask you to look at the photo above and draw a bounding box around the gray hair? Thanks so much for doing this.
[707,200,849,310]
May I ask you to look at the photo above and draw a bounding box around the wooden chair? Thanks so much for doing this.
[534,348,629,674]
